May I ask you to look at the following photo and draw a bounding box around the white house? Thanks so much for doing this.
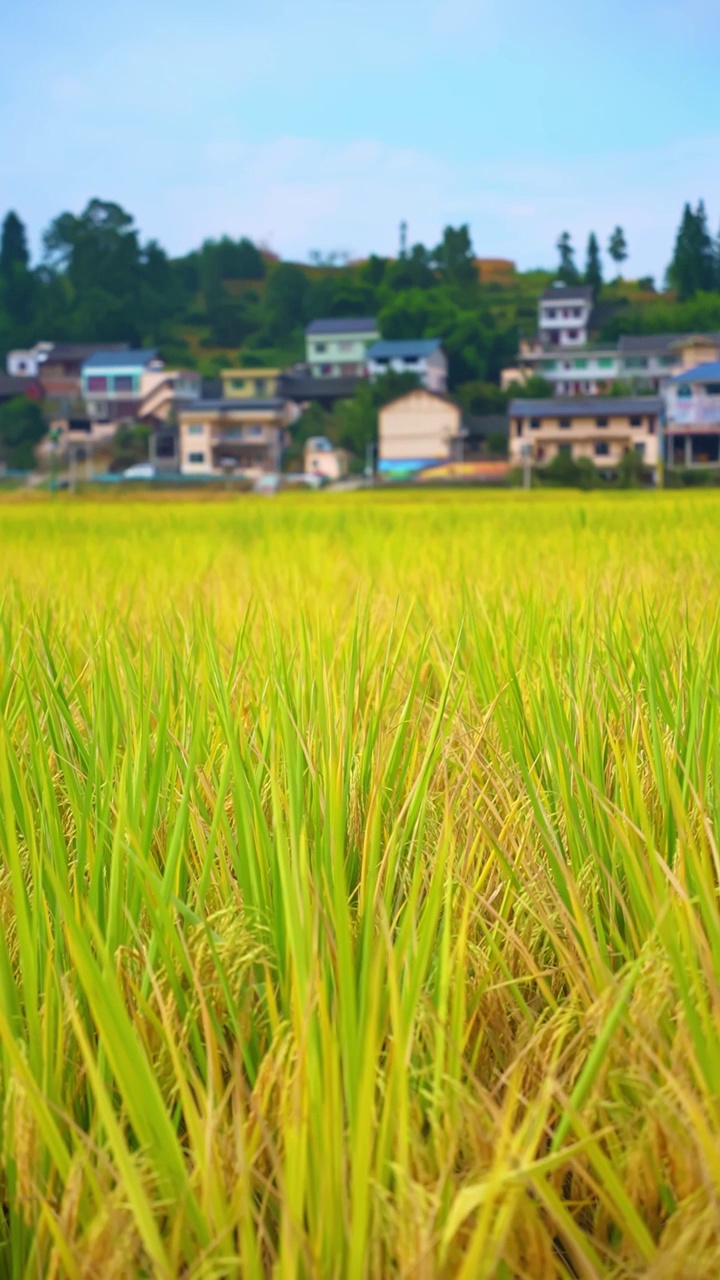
[538,283,593,348]
[6,342,55,378]
[366,339,447,393]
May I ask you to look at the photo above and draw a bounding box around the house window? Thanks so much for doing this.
[635,442,646,457]
[705,383,720,395]
[113,375,134,392]
[188,451,205,463]
[624,357,648,370]
[404,356,418,364]
[87,375,107,392]
[574,359,588,369]
[567,331,579,340]
[314,343,327,354]
[598,358,614,369]
[647,418,656,435]
[595,441,609,457]
[338,341,353,352]
[231,378,247,391]
[254,380,267,395]
[530,418,541,430]
[187,424,204,435]
[514,420,523,437]
[559,417,571,429]
[541,361,555,372]
[660,356,677,368]
[677,385,692,399]
[629,416,642,427]
[558,443,572,459]
[244,426,264,438]
[595,417,608,428]
[546,308,556,319]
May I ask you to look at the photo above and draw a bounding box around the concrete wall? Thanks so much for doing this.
[379,391,461,465]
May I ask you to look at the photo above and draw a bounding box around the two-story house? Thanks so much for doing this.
[366,339,448,393]
[81,350,164,423]
[663,359,720,469]
[509,396,661,470]
[178,398,296,477]
[306,318,379,377]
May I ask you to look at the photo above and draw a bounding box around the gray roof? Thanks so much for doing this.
[0,375,40,398]
[674,361,720,384]
[510,396,662,417]
[306,317,378,336]
[278,374,360,401]
[541,284,593,303]
[180,399,286,413]
[367,338,442,359]
[47,342,129,362]
[83,349,158,370]
[618,332,720,356]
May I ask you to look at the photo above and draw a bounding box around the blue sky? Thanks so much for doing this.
[3,0,720,278]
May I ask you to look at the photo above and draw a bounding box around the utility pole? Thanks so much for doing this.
[364,441,376,485]
[656,404,665,489]
[522,442,532,490]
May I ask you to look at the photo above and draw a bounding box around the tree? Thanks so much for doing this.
[506,374,554,399]
[607,226,628,274]
[0,212,29,280]
[432,225,477,288]
[0,397,46,470]
[43,199,140,295]
[584,233,603,299]
[556,232,579,284]
[265,264,309,338]
[667,201,716,300]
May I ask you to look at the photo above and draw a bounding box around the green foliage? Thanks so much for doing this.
[667,201,716,300]
[431,225,476,288]
[584,232,603,299]
[608,225,628,270]
[556,231,579,284]
[507,374,554,399]
[618,448,649,488]
[0,396,46,469]
[456,380,509,416]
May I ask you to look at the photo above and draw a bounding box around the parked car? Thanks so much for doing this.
[122,463,156,480]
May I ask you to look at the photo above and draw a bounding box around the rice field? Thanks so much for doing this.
[1,489,720,1278]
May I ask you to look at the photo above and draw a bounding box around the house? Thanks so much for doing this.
[6,342,55,378]
[81,349,164,423]
[503,321,720,399]
[539,284,594,348]
[178,399,294,477]
[366,339,448,393]
[378,388,464,476]
[663,361,720,469]
[304,436,349,481]
[509,396,661,469]
[305,318,379,377]
[220,368,282,400]
[41,344,131,410]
